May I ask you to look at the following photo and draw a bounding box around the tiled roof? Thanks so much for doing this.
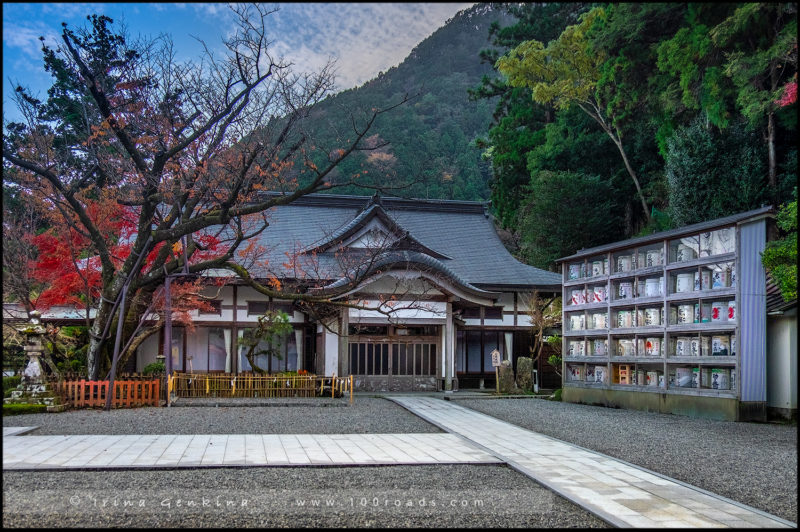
[766,273,797,314]
[558,206,773,262]
[248,193,561,289]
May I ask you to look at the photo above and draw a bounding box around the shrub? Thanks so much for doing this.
[3,403,48,416]
[550,388,563,402]
[142,361,165,375]
[3,376,22,398]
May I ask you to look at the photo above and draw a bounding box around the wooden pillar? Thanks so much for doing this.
[445,300,454,391]
[338,307,349,376]
[232,284,238,374]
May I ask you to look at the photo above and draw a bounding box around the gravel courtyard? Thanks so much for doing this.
[1,397,439,435]
[453,397,798,524]
[2,465,606,528]
[3,395,796,527]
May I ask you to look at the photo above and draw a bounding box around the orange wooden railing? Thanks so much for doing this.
[52,379,160,408]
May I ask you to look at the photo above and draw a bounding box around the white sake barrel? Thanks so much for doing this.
[676,273,693,293]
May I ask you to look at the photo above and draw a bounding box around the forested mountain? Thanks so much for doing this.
[302,4,513,200]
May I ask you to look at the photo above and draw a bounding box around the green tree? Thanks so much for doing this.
[470,3,588,227]
[762,191,798,302]
[655,3,740,131]
[711,3,797,195]
[665,116,768,227]
[656,3,797,203]
[237,311,293,375]
[517,170,625,269]
[497,7,652,224]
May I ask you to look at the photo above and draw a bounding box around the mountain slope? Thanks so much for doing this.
[305,4,513,201]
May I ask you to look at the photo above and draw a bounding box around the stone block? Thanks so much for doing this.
[498,363,517,394]
[516,357,534,392]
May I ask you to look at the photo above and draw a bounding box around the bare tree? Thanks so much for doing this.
[2,5,416,379]
[522,290,562,375]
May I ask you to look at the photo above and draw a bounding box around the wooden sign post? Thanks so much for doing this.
[491,349,501,394]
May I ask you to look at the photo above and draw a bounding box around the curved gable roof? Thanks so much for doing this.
[299,195,451,260]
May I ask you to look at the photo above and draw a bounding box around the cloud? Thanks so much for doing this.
[39,2,108,19]
[262,3,474,91]
[2,22,61,59]
[2,2,474,122]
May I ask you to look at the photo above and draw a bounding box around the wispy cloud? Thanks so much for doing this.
[262,3,474,90]
[39,2,108,20]
[2,2,473,121]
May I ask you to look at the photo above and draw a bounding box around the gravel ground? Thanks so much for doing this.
[2,465,607,528]
[453,397,798,523]
[2,398,439,435]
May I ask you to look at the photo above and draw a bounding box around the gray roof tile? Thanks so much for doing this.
[247,193,561,289]
[557,206,774,262]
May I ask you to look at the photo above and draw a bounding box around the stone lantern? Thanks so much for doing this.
[21,310,46,385]
[5,310,64,410]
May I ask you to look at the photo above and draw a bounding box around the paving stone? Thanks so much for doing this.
[387,396,793,530]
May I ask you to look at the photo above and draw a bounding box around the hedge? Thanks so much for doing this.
[3,403,49,416]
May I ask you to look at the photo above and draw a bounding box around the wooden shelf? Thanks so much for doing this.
[559,219,765,411]
[608,265,664,279]
[666,356,736,365]
[666,323,737,333]
[563,329,609,337]
[665,253,736,271]
[610,357,665,363]
[667,288,736,302]
[564,301,608,312]
[664,386,737,398]
[564,356,609,363]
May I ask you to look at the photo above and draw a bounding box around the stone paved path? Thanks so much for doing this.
[2,432,501,469]
[3,427,37,437]
[387,396,795,529]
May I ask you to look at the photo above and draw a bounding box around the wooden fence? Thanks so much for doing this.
[168,372,354,402]
[50,378,161,408]
[42,371,354,406]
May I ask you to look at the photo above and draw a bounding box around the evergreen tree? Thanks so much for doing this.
[665,116,768,227]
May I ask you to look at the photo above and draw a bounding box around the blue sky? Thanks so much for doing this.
[2,2,473,122]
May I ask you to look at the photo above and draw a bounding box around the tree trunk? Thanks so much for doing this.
[579,103,651,224]
[246,351,269,375]
[767,110,776,198]
[86,301,112,380]
[86,278,126,380]
[613,135,651,224]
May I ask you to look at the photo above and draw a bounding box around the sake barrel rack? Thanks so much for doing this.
[556,207,772,421]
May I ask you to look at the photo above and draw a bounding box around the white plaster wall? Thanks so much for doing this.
[324,328,339,376]
[186,327,209,372]
[231,288,304,324]
[359,275,444,296]
[183,286,235,322]
[190,307,234,322]
[495,292,514,308]
[517,313,533,328]
[767,312,798,410]
[136,334,160,372]
[483,314,516,327]
[349,300,446,321]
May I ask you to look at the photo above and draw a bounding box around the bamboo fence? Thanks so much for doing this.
[168,372,354,402]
